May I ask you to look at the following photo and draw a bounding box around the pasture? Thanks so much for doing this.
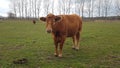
[0,20,120,68]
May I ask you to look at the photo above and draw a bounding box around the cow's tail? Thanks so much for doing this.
[78,17,82,32]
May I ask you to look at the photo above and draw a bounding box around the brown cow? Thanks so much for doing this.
[40,13,82,57]
[33,20,36,24]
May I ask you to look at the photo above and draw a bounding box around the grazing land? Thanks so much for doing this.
[0,20,120,68]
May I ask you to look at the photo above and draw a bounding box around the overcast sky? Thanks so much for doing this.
[0,0,10,17]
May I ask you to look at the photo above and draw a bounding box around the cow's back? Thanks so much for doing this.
[61,14,82,37]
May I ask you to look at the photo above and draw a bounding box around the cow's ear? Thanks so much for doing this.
[55,16,61,22]
[40,17,46,22]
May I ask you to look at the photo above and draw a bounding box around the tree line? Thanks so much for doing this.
[10,0,120,18]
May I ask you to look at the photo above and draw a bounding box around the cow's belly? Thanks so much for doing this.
[66,22,79,37]
[66,29,78,37]
[67,34,74,37]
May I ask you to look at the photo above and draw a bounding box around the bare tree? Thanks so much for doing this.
[58,0,62,14]
[28,0,32,17]
[91,0,95,18]
[74,0,77,13]
[51,0,54,14]
[98,0,102,17]
[61,0,66,14]
[32,0,34,17]
[96,0,102,17]
[8,12,16,18]
[115,0,120,16]
[76,0,82,16]
[34,0,37,18]
[10,0,18,17]
[10,0,119,19]
[21,0,24,18]
[43,0,50,15]
[68,0,72,14]
[24,0,28,18]
[64,0,72,14]
[37,0,42,18]
[81,0,85,18]
[17,0,22,18]
[103,0,112,17]
[86,0,92,18]
[58,0,72,14]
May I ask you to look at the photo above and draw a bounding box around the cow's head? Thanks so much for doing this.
[40,13,62,33]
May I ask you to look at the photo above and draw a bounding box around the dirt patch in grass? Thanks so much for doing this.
[13,58,28,64]
[105,55,120,64]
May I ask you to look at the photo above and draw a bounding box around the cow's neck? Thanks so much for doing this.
[52,22,66,37]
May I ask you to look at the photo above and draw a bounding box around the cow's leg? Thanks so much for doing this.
[76,32,80,50]
[72,36,76,49]
[72,35,77,50]
[54,41,59,57]
[72,32,80,50]
[58,36,66,57]
[52,34,59,57]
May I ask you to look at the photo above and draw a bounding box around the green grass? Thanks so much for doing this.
[0,20,120,68]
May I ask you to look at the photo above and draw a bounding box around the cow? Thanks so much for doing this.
[40,13,82,57]
[33,20,36,24]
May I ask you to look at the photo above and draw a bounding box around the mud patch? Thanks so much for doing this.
[13,58,28,64]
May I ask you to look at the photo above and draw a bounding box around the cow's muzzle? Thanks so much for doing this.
[46,30,52,33]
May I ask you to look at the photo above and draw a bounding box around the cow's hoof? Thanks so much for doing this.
[72,47,76,50]
[54,53,58,57]
[54,54,58,57]
[72,46,75,49]
[58,54,62,58]
[75,48,79,51]
[75,49,79,51]
[72,47,79,51]
[76,47,79,50]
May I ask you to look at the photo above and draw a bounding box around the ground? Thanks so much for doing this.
[0,20,120,68]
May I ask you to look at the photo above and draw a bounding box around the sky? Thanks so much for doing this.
[0,0,119,17]
[0,0,10,17]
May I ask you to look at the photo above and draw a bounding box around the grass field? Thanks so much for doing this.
[0,20,120,68]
